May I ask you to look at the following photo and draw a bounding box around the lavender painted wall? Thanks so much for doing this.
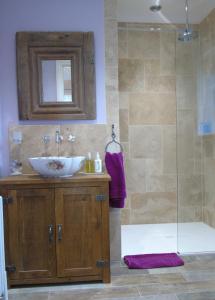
[0,0,105,175]
[0,98,3,177]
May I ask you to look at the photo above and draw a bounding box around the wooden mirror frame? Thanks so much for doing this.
[16,32,96,120]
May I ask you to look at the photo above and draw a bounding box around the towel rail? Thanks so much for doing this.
[105,124,123,153]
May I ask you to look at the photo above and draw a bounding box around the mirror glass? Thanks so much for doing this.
[41,60,72,103]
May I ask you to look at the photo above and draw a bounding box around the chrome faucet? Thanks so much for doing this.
[55,130,63,144]
[68,134,76,143]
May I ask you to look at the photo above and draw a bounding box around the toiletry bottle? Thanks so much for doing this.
[85,152,91,173]
[94,152,102,173]
[85,152,95,173]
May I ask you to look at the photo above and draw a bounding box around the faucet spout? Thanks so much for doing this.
[55,130,63,144]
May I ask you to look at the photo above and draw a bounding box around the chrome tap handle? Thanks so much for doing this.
[55,130,63,143]
[42,135,51,144]
[68,134,76,143]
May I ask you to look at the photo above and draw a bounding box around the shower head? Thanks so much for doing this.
[150,0,162,12]
[178,29,198,42]
[150,4,162,12]
[178,0,198,42]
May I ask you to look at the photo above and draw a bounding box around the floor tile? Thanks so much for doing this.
[111,273,185,287]
[182,270,215,282]
[177,291,215,300]
[8,255,215,300]
[48,289,99,300]
[148,266,185,275]
[9,293,49,300]
[138,280,215,296]
[93,286,140,299]
[153,295,178,300]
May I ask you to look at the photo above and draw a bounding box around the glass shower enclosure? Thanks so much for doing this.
[176,15,215,254]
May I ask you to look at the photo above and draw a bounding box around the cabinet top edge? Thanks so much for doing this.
[0,173,111,185]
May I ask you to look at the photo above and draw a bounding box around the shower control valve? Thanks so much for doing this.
[68,134,76,143]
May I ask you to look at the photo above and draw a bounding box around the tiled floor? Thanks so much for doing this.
[8,255,215,300]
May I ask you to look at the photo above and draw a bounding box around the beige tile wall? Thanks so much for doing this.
[119,23,177,225]
[105,0,121,261]
[200,9,215,228]
[9,124,110,174]
[118,23,203,225]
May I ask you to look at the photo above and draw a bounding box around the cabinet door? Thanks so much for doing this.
[6,188,56,280]
[55,187,103,278]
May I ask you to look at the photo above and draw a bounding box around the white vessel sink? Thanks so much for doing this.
[29,156,85,177]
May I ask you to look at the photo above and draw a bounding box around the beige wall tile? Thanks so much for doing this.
[119,92,129,109]
[177,110,195,175]
[145,159,163,175]
[121,208,130,225]
[176,42,194,75]
[128,31,160,59]
[125,159,146,193]
[118,29,128,59]
[105,20,118,66]
[119,59,145,92]
[203,208,215,228]
[178,174,203,207]
[121,142,130,158]
[160,31,176,76]
[146,174,177,193]
[119,109,129,142]
[176,76,197,110]
[144,59,160,77]
[162,125,177,174]
[144,76,175,93]
[106,91,119,125]
[130,125,162,159]
[105,2,121,261]
[129,93,176,125]
[130,192,177,224]
[106,66,118,92]
[105,0,117,20]
[178,206,203,222]
[124,193,131,209]
[203,158,215,207]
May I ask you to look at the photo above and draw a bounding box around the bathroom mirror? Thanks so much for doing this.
[16,32,96,120]
[41,59,73,103]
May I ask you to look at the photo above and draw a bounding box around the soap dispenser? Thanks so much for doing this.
[85,152,95,173]
[94,152,102,173]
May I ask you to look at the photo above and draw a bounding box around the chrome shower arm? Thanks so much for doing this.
[185,0,190,32]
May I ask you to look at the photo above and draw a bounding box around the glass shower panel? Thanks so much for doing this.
[176,33,202,253]
[197,9,215,253]
[176,30,215,254]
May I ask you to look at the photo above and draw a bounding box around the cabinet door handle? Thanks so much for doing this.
[57,224,63,241]
[48,224,54,242]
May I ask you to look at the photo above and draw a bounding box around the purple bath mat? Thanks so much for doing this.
[124,253,184,269]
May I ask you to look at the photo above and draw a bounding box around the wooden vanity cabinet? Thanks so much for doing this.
[0,174,111,286]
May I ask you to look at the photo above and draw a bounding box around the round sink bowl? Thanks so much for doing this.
[29,156,85,177]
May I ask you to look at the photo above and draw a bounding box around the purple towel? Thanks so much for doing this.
[124,253,184,269]
[105,152,126,208]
